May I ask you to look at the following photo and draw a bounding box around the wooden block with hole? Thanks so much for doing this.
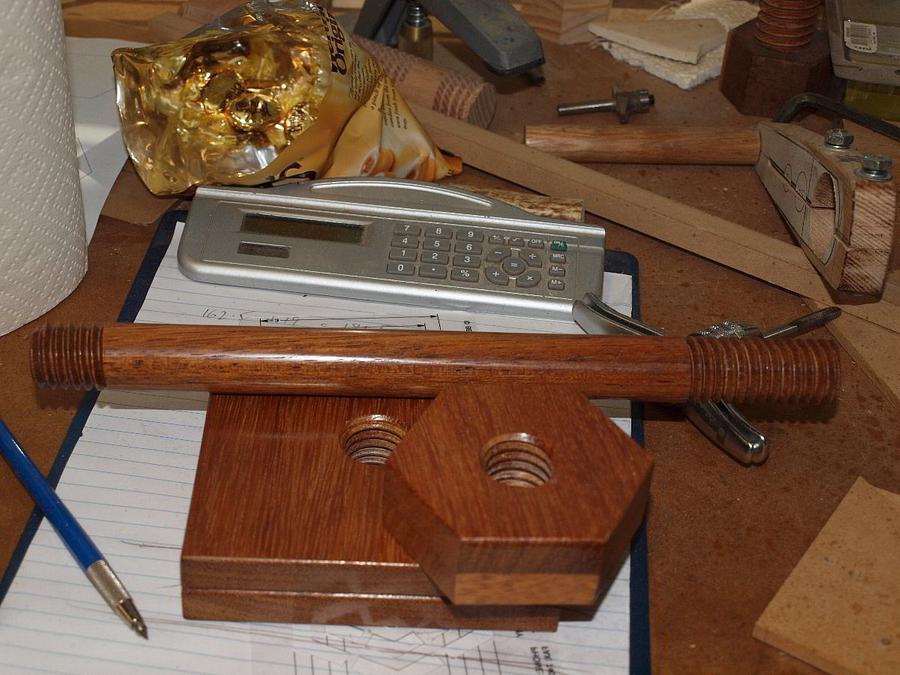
[382,385,653,607]
[181,393,559,630]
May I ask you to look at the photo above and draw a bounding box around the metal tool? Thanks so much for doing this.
[354,0,545,76]
[573,294,841,464]
[557,87,655,123]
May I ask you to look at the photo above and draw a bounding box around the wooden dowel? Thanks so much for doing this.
[524,125,762,164]
[31,324,840,404]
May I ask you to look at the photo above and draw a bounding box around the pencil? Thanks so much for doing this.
[0,419,147,639]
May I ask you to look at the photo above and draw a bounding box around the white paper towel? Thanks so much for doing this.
[0,0,87,336]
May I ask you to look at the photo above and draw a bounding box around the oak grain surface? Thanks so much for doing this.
[382,385,653,606]
[181,393,559,629]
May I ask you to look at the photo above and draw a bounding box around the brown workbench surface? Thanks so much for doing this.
[1,7,899,673]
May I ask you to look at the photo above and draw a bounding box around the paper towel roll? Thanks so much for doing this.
[0,0,87,336]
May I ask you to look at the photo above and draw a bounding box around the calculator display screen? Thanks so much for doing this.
[241,213,364,243]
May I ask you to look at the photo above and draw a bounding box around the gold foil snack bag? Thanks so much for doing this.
[112,0,459,195]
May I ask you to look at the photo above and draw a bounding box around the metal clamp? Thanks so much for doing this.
[573,293,840,465]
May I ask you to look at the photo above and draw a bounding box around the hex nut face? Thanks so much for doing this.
[382,385,653,606]
[720,21,833,118]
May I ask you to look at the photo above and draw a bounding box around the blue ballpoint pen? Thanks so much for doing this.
[0,420,147,639]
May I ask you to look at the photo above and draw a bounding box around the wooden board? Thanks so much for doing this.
[181,394,558,629]
[812,300,900,406]
[587,19,726,64]
[754,478,900,674]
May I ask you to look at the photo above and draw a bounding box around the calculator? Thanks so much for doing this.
[178,178,606,320]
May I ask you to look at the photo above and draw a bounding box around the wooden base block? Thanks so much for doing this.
[184,589,559,630]
[182,394,559,629]
[183,394,435,595]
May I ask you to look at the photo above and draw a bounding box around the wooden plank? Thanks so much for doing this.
[586,19,725,64]
[754,478,900,674]
[412,105,900,334]
[813,300,900,406]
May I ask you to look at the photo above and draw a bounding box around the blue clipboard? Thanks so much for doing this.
[1,209,652,674]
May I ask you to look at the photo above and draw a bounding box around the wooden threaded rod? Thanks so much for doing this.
[30,324,840,404]
[754,0,821,51]
[355,37,496,128]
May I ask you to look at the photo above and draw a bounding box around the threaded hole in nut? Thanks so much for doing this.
[481,434,552,488]
[341,415,406,465]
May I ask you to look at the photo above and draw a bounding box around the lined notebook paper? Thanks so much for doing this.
[0,222,636,674]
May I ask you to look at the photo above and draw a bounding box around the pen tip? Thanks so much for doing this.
[117,597,148,639]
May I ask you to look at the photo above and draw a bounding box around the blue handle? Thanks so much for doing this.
[0,420,102,569]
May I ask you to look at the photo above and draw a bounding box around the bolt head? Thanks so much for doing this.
[857,154,894,181]
[824,128,854,149]
[862,154,893,172]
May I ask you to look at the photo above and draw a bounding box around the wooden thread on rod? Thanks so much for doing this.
[754,0,821,51]
[355,37,496,128]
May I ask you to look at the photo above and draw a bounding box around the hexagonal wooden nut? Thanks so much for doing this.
[382,385,653,606]
[720,20,834,118]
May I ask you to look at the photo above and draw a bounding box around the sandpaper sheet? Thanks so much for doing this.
[754,478,900,674]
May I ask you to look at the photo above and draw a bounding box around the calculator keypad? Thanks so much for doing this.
[424,238,451,251]
[389,248,417,262]
[386,225,572,294]
[419,264,448,279]
[422,251,449,264]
